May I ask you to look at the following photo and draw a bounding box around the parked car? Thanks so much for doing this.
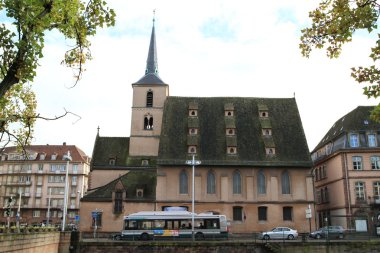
[309,226,345,239]
[260,227,298,240]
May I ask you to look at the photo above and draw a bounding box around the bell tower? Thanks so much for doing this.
[129,14,169,157]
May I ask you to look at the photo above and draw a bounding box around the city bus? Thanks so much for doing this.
[119,211,229,240]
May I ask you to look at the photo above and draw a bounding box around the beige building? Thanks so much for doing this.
[0,143,90,227]
[311,106,380,234]
[80,19,315,235]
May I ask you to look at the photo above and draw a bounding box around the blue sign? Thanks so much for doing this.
[153,229,164,235]
[75,215,80,221]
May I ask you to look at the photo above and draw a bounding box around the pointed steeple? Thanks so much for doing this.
[146,13,158,75]
[134,11,166,85]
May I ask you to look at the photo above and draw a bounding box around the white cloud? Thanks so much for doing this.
[12,0,377,155]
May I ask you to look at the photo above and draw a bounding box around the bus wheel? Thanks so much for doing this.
[140,233,150,241]
[195,232,204,240]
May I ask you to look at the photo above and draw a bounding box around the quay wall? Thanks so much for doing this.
[77,240,380,253]
[0,232,61,253]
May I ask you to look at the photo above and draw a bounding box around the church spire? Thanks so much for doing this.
[134,10,166,85]
[145,10,158,75]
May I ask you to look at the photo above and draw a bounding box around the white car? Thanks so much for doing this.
[260,227,298,240]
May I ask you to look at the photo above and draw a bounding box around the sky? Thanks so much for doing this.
[3,0,379,156]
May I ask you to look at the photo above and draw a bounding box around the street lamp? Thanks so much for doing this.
[62,151,72,231]
[47,188,52,226]
[16,189,22,232]
[185,155,201,241]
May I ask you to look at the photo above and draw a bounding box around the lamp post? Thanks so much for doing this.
[306,204,312,234]
[16,189,22,232]
[62,151,72,231]
[47,188,51,226]
[185,155,201,241]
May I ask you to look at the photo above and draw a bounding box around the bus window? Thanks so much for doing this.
[204,219,220,229]
[173,220,180,229]
[165,220,180,229]
[125,220,138,230]
[195,220,204,228]
[154,220,165,229]
[139,221,152,230]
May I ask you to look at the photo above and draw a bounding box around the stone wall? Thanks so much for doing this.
[0,232,60,253]
[77,240,380,253]
[78,241,266,253]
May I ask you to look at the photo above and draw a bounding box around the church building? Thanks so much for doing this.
[79,18,314,236]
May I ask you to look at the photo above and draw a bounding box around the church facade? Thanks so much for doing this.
[79,20,314,235]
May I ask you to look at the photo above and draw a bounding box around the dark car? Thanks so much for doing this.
[309,226,345,239]
[112,233,126,240]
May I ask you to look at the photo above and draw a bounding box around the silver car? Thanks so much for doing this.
[260,227,298,240]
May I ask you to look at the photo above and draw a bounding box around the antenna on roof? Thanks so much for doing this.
[97,126,100,136]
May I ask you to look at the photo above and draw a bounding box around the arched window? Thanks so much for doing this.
[233,171,241,194]
[144,115,153,130]
[257,170,266,194]
[146,91,153,107]
[207,171,216,194]
[179,171,188,194]
[282,171,290,194]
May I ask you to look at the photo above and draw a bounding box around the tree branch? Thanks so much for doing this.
[0,1,55,98]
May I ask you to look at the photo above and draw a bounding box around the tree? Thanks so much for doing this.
[300,0,380,120]
[0,0,115,148]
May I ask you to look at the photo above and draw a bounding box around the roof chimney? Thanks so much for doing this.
[63,142,66,146]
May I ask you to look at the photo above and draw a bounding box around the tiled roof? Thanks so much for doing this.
[134,73,166,85]
[158,96,312,167]
[0,144,89,162]
[91,136,130,167]
[82,169,156,201]
[312,106,378,152]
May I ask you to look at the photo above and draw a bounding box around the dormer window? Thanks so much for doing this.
[266,148,275,155]
[226,128,236,136]
[136,189,144,198]
[227,147,237,154]
[109,158,116,165]
[225,111,234,117]
[350,134,359,147]
[189,128,198,135]
[114,191,123,214]
[51,153,57,160]
[188,146,197,154]
[141,159,149,166]
[368,133,377,147]
[189,110,198,117]
[40,153,46,160]
[262,129,272,136]
[260,111,269,118]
